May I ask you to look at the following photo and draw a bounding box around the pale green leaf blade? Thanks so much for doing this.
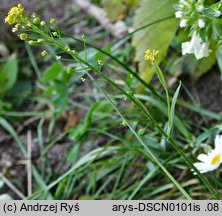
[0,56,18,94]
[168,81,181,135]
[217,44,222,75]
[41,63,63,83]
[132,0,178,89]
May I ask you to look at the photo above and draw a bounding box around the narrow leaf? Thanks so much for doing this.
[168,81,181,135]
[217,45,222,75]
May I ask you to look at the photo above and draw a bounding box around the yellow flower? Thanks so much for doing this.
[144,49,159,63]
[5,4,28,26]
[12,24,20,32]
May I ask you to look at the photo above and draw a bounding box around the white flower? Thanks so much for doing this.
[175,11,183,18]
[182,32,209,59]
[214,10,221,17]
[193,135,222,174]
[182,32,201,54]
[180,19,188,28]
[196,5,204,12]
[179,0,189,7]
[194,42,209,59]
[198,19,205,28]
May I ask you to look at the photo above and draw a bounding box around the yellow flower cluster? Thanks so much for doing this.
[144,49,159,62]
[5,3,28,26]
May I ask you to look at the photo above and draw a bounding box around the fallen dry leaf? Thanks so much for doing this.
[63,110,80,132]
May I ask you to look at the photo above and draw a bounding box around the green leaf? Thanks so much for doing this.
[152,63,171,135]
[41,63,63,83]
[168,81,181,136]
[194,128,216,146]
[68,102,100,141]
[102,0,140,22]
[0,57,18,94]
[0,180,4,189]
[217,45,222,75]
[135,94,192,140]
[67,142,81,162]
[123,0,141,8]
[132,0,178,91]
[78,48,107,70]
[53,80,68,112]
[87,74,192,199]
[92,100,115,120]
[0,117,27,156]
[68,100,112,141]
[102,0,126,22]
[6,80,32,107]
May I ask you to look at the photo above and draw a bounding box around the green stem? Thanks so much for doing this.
[152,63,171,135]
[70,54,220,199]
[31,26,220,199]
[87,72,191,200]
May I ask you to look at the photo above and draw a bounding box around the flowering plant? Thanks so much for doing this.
[194,135,222,174]
[175,0,222,59]
[4,2,222,200]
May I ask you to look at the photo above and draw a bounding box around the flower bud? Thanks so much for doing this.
[66,67,73,74]
[19,33,28,40]
[179,19,188,28]
[65,46,71,52]
[70,50,77,55]
[138,128,146,137]
[5,3,28,26]
[175,11,183,18]
[196,5,204,12]
[52,32,58,37]
[28,40,36,46]
[214,10,221,17]
[198,19,205,28]
[40,21,46,26]
[122,121,128,127]
[81,33,85,40]
[50,18,56,25]
[12,26,19,32]
[81,77,86,82]
[41,50,48,57]
[179,0,189,9]
[37,39,44,43]
[33,17,40,25]
[97,60,103,65]
[127,90,134,97]
[144,49,159,63]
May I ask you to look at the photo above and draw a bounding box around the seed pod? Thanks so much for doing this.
[138,128,146,137]
[33,17,40,25]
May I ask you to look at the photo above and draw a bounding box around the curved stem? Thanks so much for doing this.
[31,25,220,199]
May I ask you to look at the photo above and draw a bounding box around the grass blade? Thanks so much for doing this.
[168,81,181,136]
